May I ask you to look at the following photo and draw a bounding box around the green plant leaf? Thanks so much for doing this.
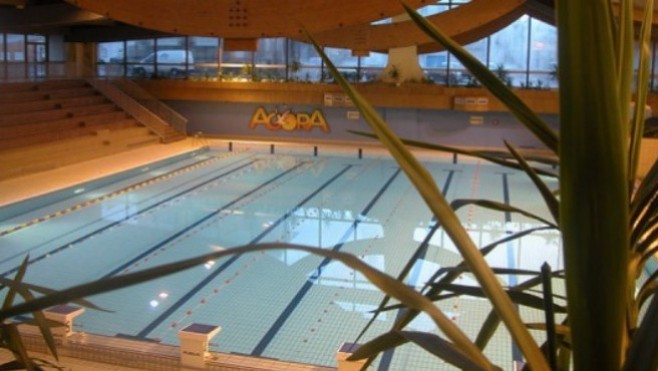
[525,323,571,337]
[623,292,658,371]
[628,0,655,183]
[397,331,492,371]
[401,2,558,154]
[347,331,406,361]
[0,243,494,369]
[450,199,558,228]
[428,283,567,313]
[349,130,559,177]
[0,278,108,313]
[0,360,31,370]
[356,226,553,368]
[504,141,559,224]
[304,28,548,370]
[632,157,658,220]
[2,324,35,371]
[353,216,443,345]
[12,286,59,362]
[475,309,501,350]
[557,1,630,369]
[617,0,634,128]
[2,256,29,311]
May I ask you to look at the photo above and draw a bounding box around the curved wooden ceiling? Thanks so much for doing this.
[296,0,526,54]
[63,0,427,38]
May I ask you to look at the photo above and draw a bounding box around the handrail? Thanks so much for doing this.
[86,78,169,141]
[112,78,188,135]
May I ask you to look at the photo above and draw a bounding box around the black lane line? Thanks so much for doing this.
[1,155,255,247]
[502,173,523,364]
[134,164,354,339]
[0,160,258,278]
[0,150,238,237]
[251,168,402,356]
[377,170,455,371]
[102,162,307,279]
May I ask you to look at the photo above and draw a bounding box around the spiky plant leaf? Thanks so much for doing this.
[397,331,492,371]
[304,28,548,370]
[557,1,629,369]
[401,3,558,153]
[0,243,496,369]
[450,199,557,227]
[504,141,559,223]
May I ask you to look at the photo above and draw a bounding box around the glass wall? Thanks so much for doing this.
[255,38,286,81]
[190,36,219,78]
[97,41,125,77]
[528,18,558,88]
[288,40,321,82]
[489,15,530,87]
[87,13,658,93]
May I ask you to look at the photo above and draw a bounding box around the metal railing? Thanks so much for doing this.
[112,78,188,135]
[85,78,177,142]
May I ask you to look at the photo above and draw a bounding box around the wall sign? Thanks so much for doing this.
[248,107,330,133]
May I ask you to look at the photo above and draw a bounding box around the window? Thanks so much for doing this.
[360,52,388,82]
[126,39,155,77]
[324,47,358,82]
[255,38,286,81]
[529,18,558,88]
[189,36,219,78]
[156,37,187,78]
[221,44,252,78]
[97,41,125,77]
[489,15,530,87]
[288,40,321,82]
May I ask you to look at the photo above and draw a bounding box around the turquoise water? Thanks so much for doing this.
[0,148,561,370]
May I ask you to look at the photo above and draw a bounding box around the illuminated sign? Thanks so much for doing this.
[249,107,330,133]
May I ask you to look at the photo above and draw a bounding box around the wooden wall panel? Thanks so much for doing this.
[137,80,561,114]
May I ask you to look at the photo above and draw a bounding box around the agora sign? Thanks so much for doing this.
[248,107,330,133]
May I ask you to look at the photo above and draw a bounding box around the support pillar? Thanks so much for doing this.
[379,14,425,84]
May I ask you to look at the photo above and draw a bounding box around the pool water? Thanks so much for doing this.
[0,148,562,370]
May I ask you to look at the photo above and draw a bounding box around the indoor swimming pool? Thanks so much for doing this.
[0,145,563,370]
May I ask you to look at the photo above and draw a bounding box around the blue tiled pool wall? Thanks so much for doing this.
[165,100,560,150]
[0,148,210,223]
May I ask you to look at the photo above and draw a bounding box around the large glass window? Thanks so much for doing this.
[156,37,187,78]
[360,52,388,82]
[453,38,488,86]
[189,36,219,79]
[6,34,24,61]
[489,15,530,87]
[288,40,321,82]
[6,34,25,79]
[97,41,125,77]
[420,51,449,85]
[324,47,358,82]
[126,39,155,77]
[255,38,286,81]
[221,45,252,78]
[528,18,558,88]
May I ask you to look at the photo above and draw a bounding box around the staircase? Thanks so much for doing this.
[0,79,183,181]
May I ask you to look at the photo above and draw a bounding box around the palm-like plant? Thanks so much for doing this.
[301,1,658,370]
[1,1,657,371]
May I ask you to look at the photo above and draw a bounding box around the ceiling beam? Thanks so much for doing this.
[64,0,427,38]
[291,0,526,54]
[0,3,105,32]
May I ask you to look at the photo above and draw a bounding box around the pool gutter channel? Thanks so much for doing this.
[15,323,334,371]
